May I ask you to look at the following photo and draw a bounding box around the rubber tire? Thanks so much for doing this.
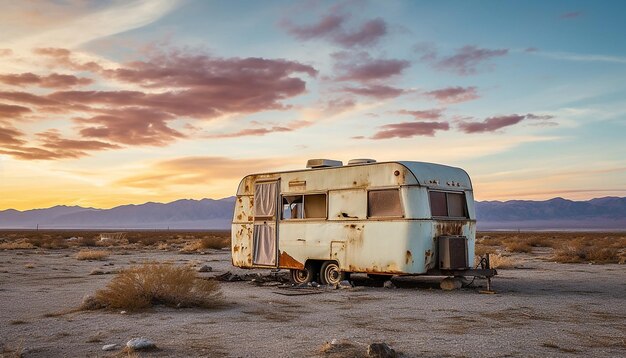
[319,261,346,285]
[289,262,316,284]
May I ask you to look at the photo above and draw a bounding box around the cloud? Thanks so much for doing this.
[206,126,292,139]
[342,85,405,99]
[398,109,445,120]
[371,121,450,139]
[333,18,387,47]
[416,44,508,75]
[76,107,183,145]
[458,113,554,133]
[0,49,12,56]
[560,11,582,19]
[281,13,387,47]
[0,126,25,145]
[0,103,32,121]
[282,14,345,39]
[0,48,319,151]
[0,72,93,88]
[333,52,410,83]
[0,129,120,160]
[424,86,479,104]
[115,156,280,188]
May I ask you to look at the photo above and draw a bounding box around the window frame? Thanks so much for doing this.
[366,187,405,219]
[280,192,328,221]
[428,190,468,219]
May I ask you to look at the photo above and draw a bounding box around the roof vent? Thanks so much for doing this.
[306,159,343,169]
[347,158,377,165]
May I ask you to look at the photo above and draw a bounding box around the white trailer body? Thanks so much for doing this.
[231,160,482,284]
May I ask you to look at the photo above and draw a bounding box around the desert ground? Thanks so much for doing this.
[0,231,625,357]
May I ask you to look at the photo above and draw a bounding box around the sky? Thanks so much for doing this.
[0,0,625,210]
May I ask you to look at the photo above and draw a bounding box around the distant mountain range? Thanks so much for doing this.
[0,196,624,231]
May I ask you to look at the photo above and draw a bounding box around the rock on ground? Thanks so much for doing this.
[101,344,119,351]
[367,342,397,358]
[126,337,156,350]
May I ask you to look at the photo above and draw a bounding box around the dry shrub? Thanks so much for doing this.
[76,236,98,247]
[487,254,519,269]
[27,236,68,249]
[90,263,222,311]
[0,240,35,250]
[75,250,110,261]
[504,241,533,253]
[179,240,203,253]
[200,236,230,250]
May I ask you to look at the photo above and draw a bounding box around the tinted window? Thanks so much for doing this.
[430,191,467,218]
[429,191,447,217]
[368,189,402,217]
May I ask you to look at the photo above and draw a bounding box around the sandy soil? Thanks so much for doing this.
[0,247,624,357]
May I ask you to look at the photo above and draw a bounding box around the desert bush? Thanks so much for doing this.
[552,243,621,264]
[76,236,98,246]
[0,240,35,250]
[90,262,222,311]
[504,241,533,253]
[486,253,519,269]
[200,236,230,249]
[75,250,110,261]
[27,236,68,249]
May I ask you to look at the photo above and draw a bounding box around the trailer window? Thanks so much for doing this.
[429,191,468,218]
[282,194,327,219]
[368,189,402,217]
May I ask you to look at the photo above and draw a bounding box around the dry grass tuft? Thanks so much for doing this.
[75,250,110,261]
[200,236,230,250]
[504,241,533,253]
[487,253,519,269]
[89,262,222,311]
[0,240,35,250]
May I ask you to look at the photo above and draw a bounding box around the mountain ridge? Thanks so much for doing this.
[1,196,624,230]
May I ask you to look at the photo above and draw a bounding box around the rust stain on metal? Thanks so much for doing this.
[236,214,242,220]
[405,250,413,264]
[233,245,240,253]
[435,221,465,237]
[278,251,305,270]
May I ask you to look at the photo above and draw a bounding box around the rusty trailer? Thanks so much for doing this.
[231,159,496,286]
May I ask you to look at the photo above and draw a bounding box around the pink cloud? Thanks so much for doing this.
[0,103,32,120]
[282,14,345,39]
[334,52,410,83]
[416,44,508,76]
[76,107,184,146]
[424,86,479,104]
[281,13,387,47]
[372,121,450,139]
[435,46,508,75]
[0,126,25,145]
[397,108,445,120]
[333,18,387,47]
[0,72,93,88]
[342,84,405,99]
[458,114,541,133]
[0,49,12,57]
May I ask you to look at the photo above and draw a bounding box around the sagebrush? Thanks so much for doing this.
[90,262,222,311]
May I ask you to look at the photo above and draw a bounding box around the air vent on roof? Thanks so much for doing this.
[347,158,377,165]
[306,159,343,169]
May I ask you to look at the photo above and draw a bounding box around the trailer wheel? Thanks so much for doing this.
[289,262,316,284]
[320,261,345,286]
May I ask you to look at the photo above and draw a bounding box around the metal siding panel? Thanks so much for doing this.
[402,186,431,219]
[231,223,253,268]
[328,189,367,220]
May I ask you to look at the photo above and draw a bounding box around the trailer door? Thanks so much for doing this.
[252,180,279,266]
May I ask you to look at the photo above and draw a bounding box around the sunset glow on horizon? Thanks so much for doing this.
[1,0,625,211]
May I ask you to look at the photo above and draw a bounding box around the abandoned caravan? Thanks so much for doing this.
[231,159,496,287]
